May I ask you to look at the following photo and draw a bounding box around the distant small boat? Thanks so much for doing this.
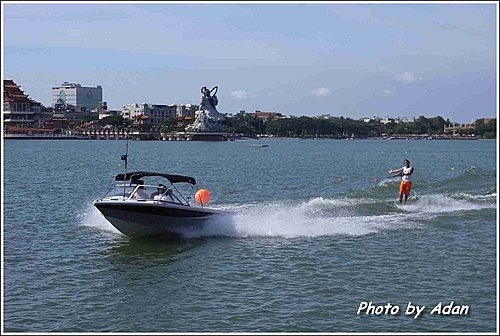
[250,144,269,147]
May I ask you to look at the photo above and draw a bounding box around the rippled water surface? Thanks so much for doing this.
[3,139,497,332]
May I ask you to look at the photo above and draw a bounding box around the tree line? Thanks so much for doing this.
[88,114,496,139]
[224,115,496,139]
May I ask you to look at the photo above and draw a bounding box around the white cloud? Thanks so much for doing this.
[383,89,395,95]
[394,72,421,83]
[230,90,248,99]
[311,87,330,97]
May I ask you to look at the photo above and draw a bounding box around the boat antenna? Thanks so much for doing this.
[121,135,129,197]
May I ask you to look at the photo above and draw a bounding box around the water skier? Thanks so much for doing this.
[388,159,414,204]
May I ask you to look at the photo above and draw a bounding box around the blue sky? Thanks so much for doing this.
[2,1,498,123]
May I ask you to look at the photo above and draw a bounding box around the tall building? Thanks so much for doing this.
[3,79,51,128]
[52,82,102,110]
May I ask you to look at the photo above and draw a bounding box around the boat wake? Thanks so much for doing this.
[185,201,410,239]
[395,193,496,214]
[79,191,495,239]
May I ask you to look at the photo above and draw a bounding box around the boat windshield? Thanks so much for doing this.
[104,184,137,199]
[103,182,192,206]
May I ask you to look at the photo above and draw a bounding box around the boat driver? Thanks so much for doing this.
[151,184,174,202]
[150,184,168,199]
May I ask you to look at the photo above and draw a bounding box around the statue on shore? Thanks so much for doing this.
[186,86,225,132]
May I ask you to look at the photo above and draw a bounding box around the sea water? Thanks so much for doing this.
[2,139,497,332]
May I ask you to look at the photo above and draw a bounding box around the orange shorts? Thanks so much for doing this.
[399,180,412,196]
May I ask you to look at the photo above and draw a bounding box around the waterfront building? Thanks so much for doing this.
[176,104,199,118]
[379,116,415,124]
[3,79,51,128]
[380,117,394,124]
[95,101,108,114]
[99,109,121,120]
[43,113,70,132]
[95,101,121,119]
[361,116,382,123]
[52,82,102,110]
[53,103,92,121]
[122,103,177,125]
[444,123,475,136]
[252,111,282,122]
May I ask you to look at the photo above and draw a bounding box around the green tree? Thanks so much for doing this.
[475,118,496,138]
[159,118,178,132]
[223,114,258,136]
[98,115,131,127]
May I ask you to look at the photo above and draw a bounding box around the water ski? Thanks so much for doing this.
[387,194,418,206]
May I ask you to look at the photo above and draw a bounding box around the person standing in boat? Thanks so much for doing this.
[388,159,414,204]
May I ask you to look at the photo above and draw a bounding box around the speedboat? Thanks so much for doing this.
[94,171,228,237]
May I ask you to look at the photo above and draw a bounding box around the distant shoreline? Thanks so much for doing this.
[3,134,488,141]
[3,135,88,140]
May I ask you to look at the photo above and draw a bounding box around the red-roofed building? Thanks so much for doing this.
[252,111,283,122]
[3,79,51,128]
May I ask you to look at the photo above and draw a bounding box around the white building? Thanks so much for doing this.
[122,103,177,125]
[380,117,394,124]
[52,82,102,110]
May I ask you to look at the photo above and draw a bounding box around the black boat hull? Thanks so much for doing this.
[94,200,226,237]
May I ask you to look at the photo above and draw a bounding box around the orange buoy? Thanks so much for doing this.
[195,189,211,205]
